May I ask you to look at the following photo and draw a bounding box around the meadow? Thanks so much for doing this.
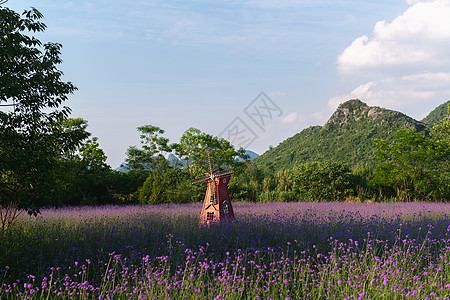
[1,202,450,299]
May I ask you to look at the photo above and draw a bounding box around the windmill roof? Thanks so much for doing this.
[212,167,224,173]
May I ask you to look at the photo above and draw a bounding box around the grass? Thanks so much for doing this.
[1,202,450,299]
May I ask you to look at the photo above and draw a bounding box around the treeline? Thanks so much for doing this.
[237,121,449,203]
[4,106,448,209]
[31,122,249,206]
[51,112,449,207]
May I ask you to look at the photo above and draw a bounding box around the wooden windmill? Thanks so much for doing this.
[192,151,235,226]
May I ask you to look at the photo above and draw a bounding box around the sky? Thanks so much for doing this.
[4,0,450,168]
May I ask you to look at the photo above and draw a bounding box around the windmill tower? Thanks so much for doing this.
[192,152,235,226]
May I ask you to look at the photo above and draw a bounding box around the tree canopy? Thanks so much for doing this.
[0,4,77,217]
[174,127,249,177]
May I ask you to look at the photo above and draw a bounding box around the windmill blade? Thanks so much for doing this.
[191,176,209,185]
[205,149,218,204]
[215,169,234,177]
[206,149,214,178]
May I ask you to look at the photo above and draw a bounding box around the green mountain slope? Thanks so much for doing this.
[421,100,450,127]
[252,99,429,172]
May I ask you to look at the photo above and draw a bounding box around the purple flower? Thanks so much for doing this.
[24,283,32,289]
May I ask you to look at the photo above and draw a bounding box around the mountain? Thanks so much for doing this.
[421,100,450,127]
[251,99,431,172]
[239,150,259,161]
[167,153,187,167]
[115,163,131,172]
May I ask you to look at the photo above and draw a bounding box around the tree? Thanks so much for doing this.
[431,104,450,145]
[0,4,77,229]
[174,127,202,175]
[290,161,355,201]
[125,125,175,203]
[58,117,91,160]
[125,126,249,203]
[430,104,450,199]
[80,137,109,171]
[51,118,113,205]
[125,125,170,171]
[372,129,449,201]
[228,167,265,202]
[174,127,249,178]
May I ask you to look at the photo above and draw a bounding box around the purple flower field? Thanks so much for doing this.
[2,202,450,299]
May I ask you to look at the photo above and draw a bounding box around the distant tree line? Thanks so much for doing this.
[47,109,448,207]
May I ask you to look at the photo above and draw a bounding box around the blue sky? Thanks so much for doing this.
[5,0,450,167]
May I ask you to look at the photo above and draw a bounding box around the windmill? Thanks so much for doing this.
[192,150,235,226]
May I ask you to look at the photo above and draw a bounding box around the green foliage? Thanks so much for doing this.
[431,104,450,145]
[228,168,294,202]
[174,127,249,178]
[105,170,148,203]
[174,127,202,174]
[351,162,374,200]
[58,117,91,159]
[372,129,449,201]
[48,119,113,205]
[228,167,265,202]
[124,125,248,205]
[252,99,427,172]
[238,99,449,203]
[230,117,448,203]
[125,125,170,171]
[126,125,250,204]
[421,100,450,127]
[80,137,109,171]
[290,161,355,201]
[137,164,196,204]
[0,5,77,213]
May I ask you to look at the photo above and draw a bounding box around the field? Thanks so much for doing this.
[1,202,450,299]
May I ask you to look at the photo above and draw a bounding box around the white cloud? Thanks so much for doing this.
[337,0,450,74]
[406,0,435,4]
[328,82,378,110]
[282,112,298,124]
[311,112,325,121]
[328,72,450,111]
[332,1,450,120]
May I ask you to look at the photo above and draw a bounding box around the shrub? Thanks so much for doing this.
[290,161,355,201]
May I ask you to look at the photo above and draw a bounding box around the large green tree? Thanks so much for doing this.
[125,125,176,204]
[174,127,249,178]
[125,125,170,171]
[372,128,449,201]
[52,118,112,205]
[125,125,249,204]
[290,161,355,201]
[0,4,77,228]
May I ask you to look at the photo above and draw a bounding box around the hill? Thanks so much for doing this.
[421,100,450,127]
[252,99,431,172]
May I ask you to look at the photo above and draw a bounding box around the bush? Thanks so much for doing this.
[138,167,199,204]
[290,161,355,201]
